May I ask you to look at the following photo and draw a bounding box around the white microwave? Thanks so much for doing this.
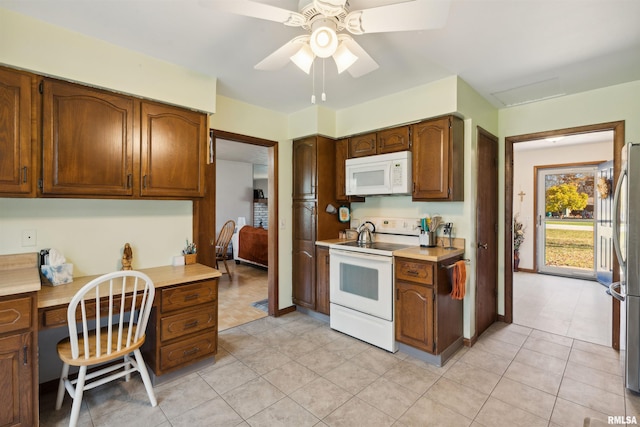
[345,151,412,196]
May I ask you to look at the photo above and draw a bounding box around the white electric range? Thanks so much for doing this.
[328,217,421,352]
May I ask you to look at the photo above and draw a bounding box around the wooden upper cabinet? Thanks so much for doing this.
[292,137,317,200]
[140,102,206,198]
[0,67,35,196]
[378,126,410,154]
[411,116,464,201]
[349,132,377,158]
[335,138,364,203]
[42,79,135,196]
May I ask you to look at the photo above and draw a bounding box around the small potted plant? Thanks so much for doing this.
[183,239,197,265]
[513,215,526,271]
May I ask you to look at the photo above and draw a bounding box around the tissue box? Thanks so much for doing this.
[41,263,73,286]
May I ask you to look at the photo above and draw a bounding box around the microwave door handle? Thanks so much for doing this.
[612,167,627,268]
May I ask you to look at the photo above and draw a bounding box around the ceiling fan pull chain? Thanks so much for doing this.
[322,59,327,102]
[311,59,316,104]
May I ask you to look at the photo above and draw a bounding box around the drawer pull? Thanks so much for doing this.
[406,270,420,276]
[184,320,199,329]
[183,347,200,356]
[184,294,199,301]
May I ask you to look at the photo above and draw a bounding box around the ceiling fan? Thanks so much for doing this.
[203,0,451,78]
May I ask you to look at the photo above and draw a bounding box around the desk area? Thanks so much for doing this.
[0,253,221,427]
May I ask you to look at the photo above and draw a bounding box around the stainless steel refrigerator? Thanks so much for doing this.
[610,142,640,392]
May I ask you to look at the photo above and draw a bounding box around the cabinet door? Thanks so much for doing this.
[292,137,316,200]
[0,332,33,427]
[0,68,33,196]
[349,133,377,158]
[42,79,135,196]
[335,138,364,203]
[140,102,206,198]
[292,201,316,309]
[412,116,464,201]
[395,281,434,353]
[315,245,330,315]
[378,126,410,154]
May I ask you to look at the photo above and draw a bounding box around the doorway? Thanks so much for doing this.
[194,129,280,320]
[505,121,625,350]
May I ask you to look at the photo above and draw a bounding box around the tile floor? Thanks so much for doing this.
[513,272,612,346]
[217,262,269,331]
[40,310,640,427]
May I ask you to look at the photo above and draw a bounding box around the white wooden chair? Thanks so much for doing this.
[55,270,157,427]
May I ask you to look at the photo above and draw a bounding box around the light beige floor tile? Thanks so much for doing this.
[168,396,243,427]
[262,360,319,394]
[443,361,501,395]
[323,360,380,394]
[246,397,319,427]
[296,347,348,375]
[529,329,574,347]
[356,377,420,419]
[458,347,512,376]
[237,346,292,375]
[523,335,571,360]
[275,335,322,359]
[559,376,625,415]
[155,373,219,419]
[91,398,167,427]
[425,377,489,419]
[471,336,521,360]
[550,397,612,427]
[382,359,440,395]
[323,397,395,427]
[513,347,567,375]
[289,377,353,419]
[396,396,472,427]
[474,397,547,427]
[323,334,369,359]
[564,360,625,396]
[221,377,285,420]
[83,376,149,420]
[569,347,624,376]
[491,377,556,420]
[483,327,529,347]
[626,388,640,417]
[350,346,401,375]
[199,360,258,395]
[503,360,563,395]
[573,339,622,361]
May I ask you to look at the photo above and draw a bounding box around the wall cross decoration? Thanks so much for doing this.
[518,191,526,202]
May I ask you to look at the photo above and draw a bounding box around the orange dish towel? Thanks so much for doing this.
[450,260,467,300]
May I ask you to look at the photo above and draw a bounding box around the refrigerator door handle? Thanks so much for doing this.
[609,281,625,302]
[612,166,627,269]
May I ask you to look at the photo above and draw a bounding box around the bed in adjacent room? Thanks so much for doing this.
[232,225,268,268]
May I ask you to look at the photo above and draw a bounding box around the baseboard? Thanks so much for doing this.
[275,305,296,317]
[463,334,477,347]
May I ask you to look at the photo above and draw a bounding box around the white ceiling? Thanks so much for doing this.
[2,0,639,114]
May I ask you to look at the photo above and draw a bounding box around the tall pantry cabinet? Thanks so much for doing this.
[292,136,344,314]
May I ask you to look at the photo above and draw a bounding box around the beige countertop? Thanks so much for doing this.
[38,263,221,309]
[393,245,465,262]
[316,239,464,262]
[0,253,42,297]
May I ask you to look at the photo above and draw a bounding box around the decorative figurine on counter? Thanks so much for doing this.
[122,243,133,270]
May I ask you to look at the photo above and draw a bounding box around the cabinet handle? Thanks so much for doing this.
[143,175,148,188]
[183,347,200,356]
[127,174,132,188]
[23,345,28,365]
[184,320,199,329]
[22,167,28,183]
[184,293,199,301]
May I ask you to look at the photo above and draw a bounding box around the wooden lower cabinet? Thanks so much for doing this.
[0,293,37,427]
[142,279,218,376]
[315,245,330,315]
[395,257,462,356]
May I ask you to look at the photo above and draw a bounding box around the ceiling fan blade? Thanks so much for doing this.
[345,0,451,34]
[255,36,310,71]
[200,0,306,26]
[339,37,379,78]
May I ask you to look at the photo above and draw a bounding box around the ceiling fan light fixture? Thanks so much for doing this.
[290,43,315,73]
[312,0,346,17]
[310,21,338,58]
[333,42,358,74]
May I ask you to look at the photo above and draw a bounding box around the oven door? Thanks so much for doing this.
[329,248,393,321]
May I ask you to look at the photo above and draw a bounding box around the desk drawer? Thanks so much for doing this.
[0,296,31,334]
[159,332,216,371]
[42,295,140,328]
[160,306,216,341]
[396,259,434,284]
[161,280,217,313]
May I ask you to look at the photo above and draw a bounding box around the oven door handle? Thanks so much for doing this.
[329,249,391,262]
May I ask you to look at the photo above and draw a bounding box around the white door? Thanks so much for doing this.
[595,160,614,286]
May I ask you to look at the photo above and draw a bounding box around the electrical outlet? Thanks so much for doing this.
[22,229,37,247]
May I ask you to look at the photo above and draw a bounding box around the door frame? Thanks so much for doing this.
[194,129,281,317]
[504,120,625,349]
